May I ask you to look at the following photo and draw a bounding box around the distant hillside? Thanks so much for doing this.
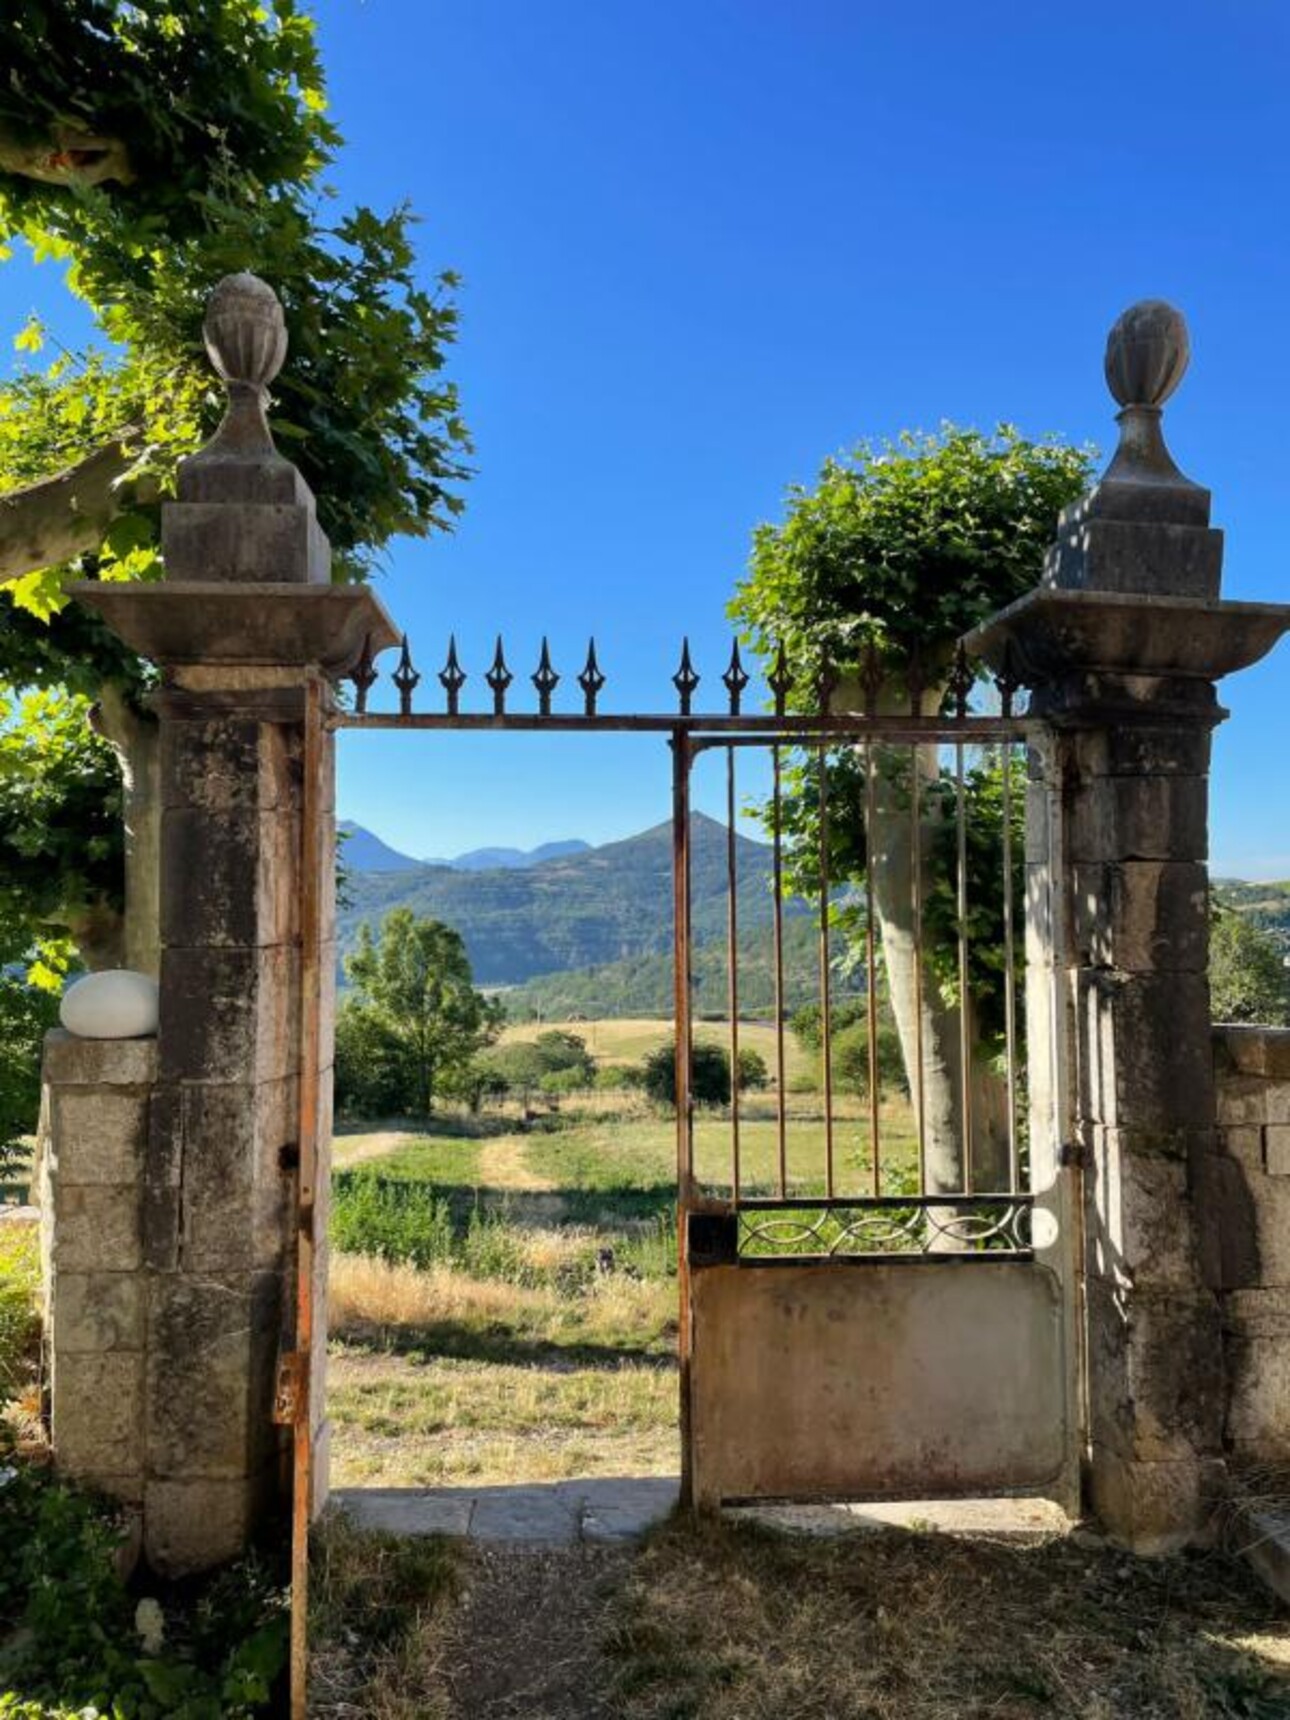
[340,823,590,874]
[1214,879,1290,952]
[338,814,807,986]
[504,915,863,1020]
[338,822,422,872]
[432,840,591,871]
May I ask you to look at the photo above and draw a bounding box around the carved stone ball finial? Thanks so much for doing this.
[199,273,288,459]
[1104,299,1190,411]
[1096,298,1202,512]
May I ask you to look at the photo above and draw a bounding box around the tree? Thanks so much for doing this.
[0,1,470,974]
[731,426,1092,1193]
[1210,909,1290,1026]
[342,911,500,1116]
[641,1039,765,1109]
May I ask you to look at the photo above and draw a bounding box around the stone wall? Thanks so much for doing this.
[40,1030,157,1509]
[1212,1024,1290,1466]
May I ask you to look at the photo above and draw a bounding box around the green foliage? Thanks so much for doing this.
[0,978,59,1182]
[338,911,501,1116]
[1210,908,1290,1026]
[790,995,870,1051]
[640,1038,763,1109]
[830,1019,907,1097]
[0,1437,286,1718]
[0,1223,40,1399]
[730,424,1092,692]
[0,690,123,944]
[330,1170,676,1286]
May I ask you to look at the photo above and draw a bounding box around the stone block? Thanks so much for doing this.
[1085,1278,1224,1465]
[160,803,261,949]
[158,948,259,1083]
[1203,1153,1261,1291]
[1044,516,1223,601]
[1067,725,1213,781]
[1223,1288,1290,1461]
[1088,1451,1224,1554]
[54,1184,141,1272]
[179,1084,258,1272]
[1072,861,1208,972]
[54,1272,144,1352]
[1218,1125,1265,1170]
[1065,774,1208,864]
[1265,1125,1290,1176]
[161,715,261,814]
[146,1272,282,1479]
[161,499,329,585]
[1248,1174,1290,1286]
[255,943,299,1085]
[1074,970,1214,1131]
[50,1089,149,1185]
[1213,1026,1290,1080]
[53,1351,144,1476]
[1084,1148,1198,1290]
[144,1477,264,1577]
[1216,1077,1272,1127]
[43,1028,158,1089]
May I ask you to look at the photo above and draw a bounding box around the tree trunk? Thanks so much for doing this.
[0,117,133,187]
[92,684,161,977]
[0,437,151,584]
[845,680,1011,1199]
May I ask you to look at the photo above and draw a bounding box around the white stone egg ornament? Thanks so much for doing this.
[59,970,159,1040]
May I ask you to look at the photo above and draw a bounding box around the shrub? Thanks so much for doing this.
[0,1220,40,1402]
[0,973,59,1183]
[540,1066,593,1098]
[831,1019,907,1097]
[790,996,868,1053]
[331,1173,456,1271]
[640,1039,746,1109]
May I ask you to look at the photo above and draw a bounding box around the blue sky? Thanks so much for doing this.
[5,1,1290,871]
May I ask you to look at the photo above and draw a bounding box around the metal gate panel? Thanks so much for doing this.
[689,1260,1068,1505]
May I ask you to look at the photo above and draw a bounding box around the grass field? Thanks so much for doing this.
[328,1015,923,1488]
[498,1014,818,1086]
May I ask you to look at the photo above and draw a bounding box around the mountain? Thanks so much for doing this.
[337,822,422,872]
[341,822,590,873]
[432,840,591,871]
[338,814,809,986]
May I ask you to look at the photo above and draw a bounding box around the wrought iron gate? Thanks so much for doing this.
[333,630,1080,1512]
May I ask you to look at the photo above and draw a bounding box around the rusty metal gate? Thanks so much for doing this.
[319,630,1081,1521]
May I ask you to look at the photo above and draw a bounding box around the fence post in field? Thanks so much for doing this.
[969,301,1290,1551]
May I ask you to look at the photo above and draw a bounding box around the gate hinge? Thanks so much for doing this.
[272,1351,306,1425]
[1058,1141,1089,1171]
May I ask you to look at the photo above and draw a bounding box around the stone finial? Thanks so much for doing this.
[199,273,289,458]
[1095,298,1205,517]
[1104,299,1189,412]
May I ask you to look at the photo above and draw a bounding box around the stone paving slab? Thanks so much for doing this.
[335,1481,1072,1547]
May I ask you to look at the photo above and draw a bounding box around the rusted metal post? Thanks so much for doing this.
[672,727,695,1506]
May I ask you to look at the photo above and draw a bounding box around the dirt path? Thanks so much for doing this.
[476,1135,556,1193]
[444,1545,630,1719]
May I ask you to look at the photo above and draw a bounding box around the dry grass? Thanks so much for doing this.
[330,1251,675,1355]
[328,1348,678,1489]
[308,1515,1290,1719]
[499,1015,819,1086]
[606,1516,1290,1719]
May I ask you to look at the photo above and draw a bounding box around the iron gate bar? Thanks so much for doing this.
[335,712,1035,737]
[1002,741,1021,1193]
[817,743,834,1199]
[671,726,694,1508]
[771,742,787,1198]
[910,742,928,1197]
[955,739,974,1192]
[864,736,881,1197]
[725,745,741,1203]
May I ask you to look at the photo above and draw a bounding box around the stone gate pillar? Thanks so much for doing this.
[67,274,397,1573]
[970,301,1290,1551]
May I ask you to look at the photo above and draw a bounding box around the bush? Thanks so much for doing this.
[831,1019,907,1097]
[641,1039,761,1109]
[331,1173,456,1270]
[540,1066,593,1098]
[0,1220,40,1402]
[333,1000,413,1118]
